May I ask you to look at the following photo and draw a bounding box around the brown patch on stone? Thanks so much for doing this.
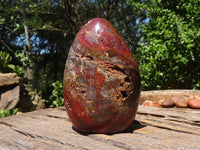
[161,99,175,108]
[176,99,188,108]
[188,98,200,109]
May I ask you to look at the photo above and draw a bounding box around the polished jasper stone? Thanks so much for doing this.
[63,18,140,133]
[161,99,175,108]
[187,97,200,109]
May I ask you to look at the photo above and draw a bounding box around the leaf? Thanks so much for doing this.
[0,17,5,24]
[8,64,15,69]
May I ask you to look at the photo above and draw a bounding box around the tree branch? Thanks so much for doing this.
[0,39,21,63]
[21,0,32,53]
[32,27,65,32]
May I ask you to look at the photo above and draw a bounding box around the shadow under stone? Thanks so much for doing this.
[72,120,146,136]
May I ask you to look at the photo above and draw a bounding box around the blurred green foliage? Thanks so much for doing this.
[46,81,64,108]
[0,51,23,76]
[130,0,200,90]
[0,108,18,118]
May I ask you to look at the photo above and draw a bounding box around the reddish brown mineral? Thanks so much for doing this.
[142,101,154,107]
[161,99,175,108]
[142,100,160,107]
[188,98,200,109]
[175,98,188,108]
[63,18,140,133]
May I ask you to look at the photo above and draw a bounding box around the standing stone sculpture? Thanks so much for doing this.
[63,18,140,133]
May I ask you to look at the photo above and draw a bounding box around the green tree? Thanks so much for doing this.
[130,0,200,90]
[0,1,22,57]
[0,1,23,76]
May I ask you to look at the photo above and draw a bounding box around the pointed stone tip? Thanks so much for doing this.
[77,18,132,56]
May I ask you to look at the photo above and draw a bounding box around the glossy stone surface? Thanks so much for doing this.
[188,98,200,109]
[175,98,188,108]
[161,99,175,108]
[63,18,140,133]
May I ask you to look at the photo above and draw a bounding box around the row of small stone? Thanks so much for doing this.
[142,95,200,109]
